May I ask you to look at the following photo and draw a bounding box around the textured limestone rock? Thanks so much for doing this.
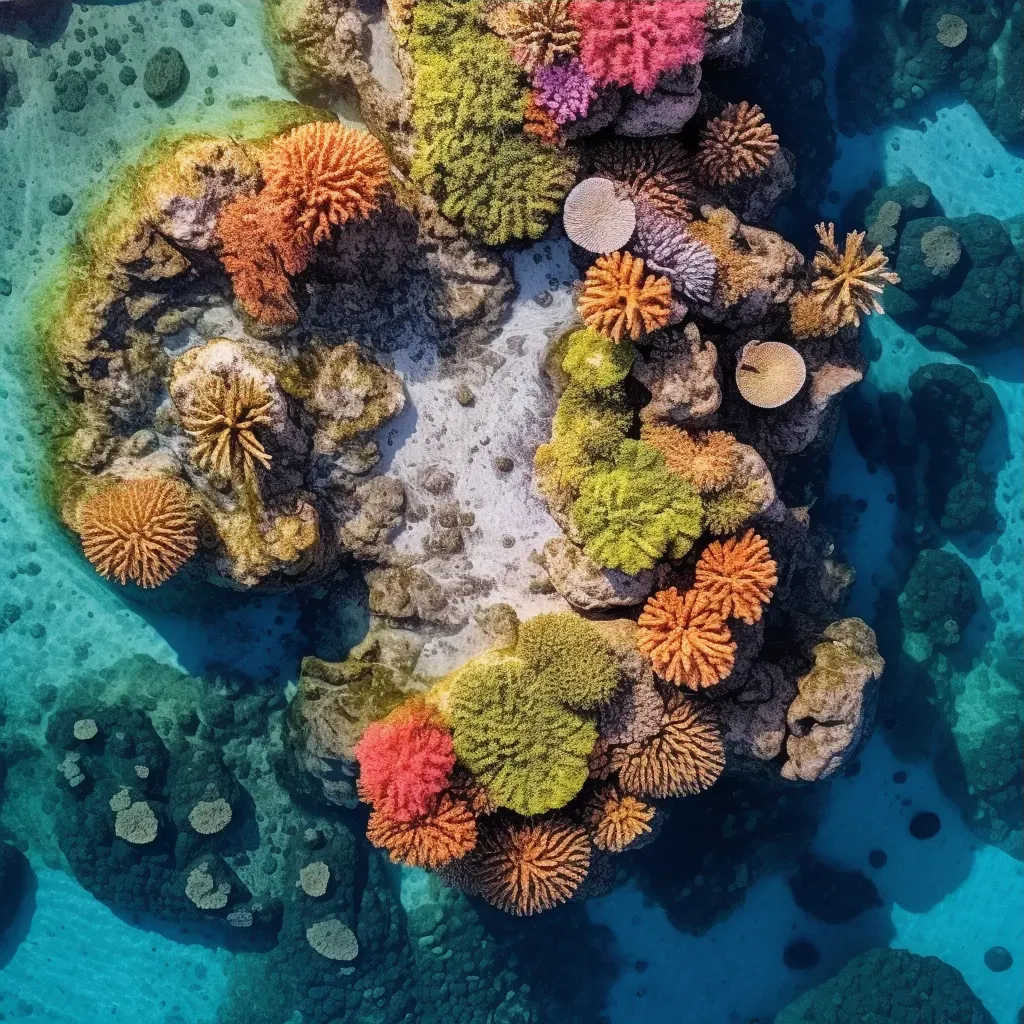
[635,323,722,427]
[366,566,448,623]
[542,538,656,611]
[721,663,797,763]
[615,89,701,136]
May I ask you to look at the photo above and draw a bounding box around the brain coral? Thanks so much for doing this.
[578,251,673,343]
[735,341,807,409]
[693,530,777,624]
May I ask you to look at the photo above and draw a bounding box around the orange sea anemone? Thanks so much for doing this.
[586,786,656,852]
[637,587,736,690]
[695,101,779,186]
[366,793,478,869]
[640,425,739,494]
[693,530,778,624]
[578,250,672,343]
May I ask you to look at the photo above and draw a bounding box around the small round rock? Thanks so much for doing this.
[73,718,98,741]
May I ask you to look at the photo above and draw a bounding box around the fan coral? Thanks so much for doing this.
[586,786,656,852]
[354,705,456,822]
[579,251,672,343]
[640,425,739,493]
[590,138,695,220]
[561,326,636,391]
[486,0,581,73]
[703,481,763,535]
[78,477,197,588]
[693,530,777,624]
[366,794,478,869]
[735,341,807,409]
[921,225,961,275]
[473,819,591,916]
[634,208,716,303]
[599,679,665,746]
[563,177,637,254]
[532,58,598,124]
[180,375,274,481]
[571,0,707,96]
[616,694,725,797]
[261,122,390,248]
[571,441,704,575]
[637,587,736,689]
[695,101,779,186]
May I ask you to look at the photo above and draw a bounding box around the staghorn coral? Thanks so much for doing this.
[640,425,739,494]
[472,819,591,916]
[561,326,636,392]
[563,177,637,254]
[616,694,725,797]
[571,0,707,96]
[579,251,673,343]
[354,703,456,822]
[532,58,598,124]
[366,794,478,868]
[634,208,716,303]
[696,102,779,187]
[586,786,656,852]
[637,587,736,689]
[78,477,197,588]
[180,375,275,481]
[735,340,806,409]
[486,0,581,73]
[693,530,777,624]
[591,138,695,221]
[703,481,763,535]
[571,440,704,575]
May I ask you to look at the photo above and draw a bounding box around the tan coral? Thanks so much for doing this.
[735,341,806,409]
[640,425,740,494]
[486,0,580,72]
[696,102,779,187]
[562,177,637,254]
[586,786,656,852]
[578,250,672,343]
[921,225,961,274]
[590,138,695,221]
[936,13,968,47]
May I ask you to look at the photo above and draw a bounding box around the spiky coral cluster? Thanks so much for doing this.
[591,138,695,221]
[634,208,716,303]
[695,102,779,186]
[578,250,673,343]
[532,58,598,124]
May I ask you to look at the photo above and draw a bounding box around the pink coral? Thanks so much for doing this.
[354,705,456,822]
[532,59,598,124]
[570,0,707,96]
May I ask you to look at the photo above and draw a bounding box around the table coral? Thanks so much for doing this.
[366,794,478,868]
[578,250,673,343]
[695,101,779,186]
[693,530,777,624]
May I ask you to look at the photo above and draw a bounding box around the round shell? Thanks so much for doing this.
[563,177,637,254]
[735,341,807,409]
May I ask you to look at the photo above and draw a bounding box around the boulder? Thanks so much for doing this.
[635,323,721,427]
[614,89,701,136]
[542,538,657,611]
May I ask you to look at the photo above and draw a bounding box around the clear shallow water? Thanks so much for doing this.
[1,1,1021,1022]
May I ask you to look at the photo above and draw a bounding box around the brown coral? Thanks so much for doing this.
[578,250,672,343]
[78,477,197,588]
[180,375,275,480]
[472,819,591,916]
[586,786,656,852]
[640,425,739,494]
[616,694,725,798]
[486,0,580,73]
[590,138,695,221]
[637,587,736,690]
[524,94,563,147]
[695,102,779,186]
[693,530,777,624]
[687,207,765,305]
[366,794,478,869]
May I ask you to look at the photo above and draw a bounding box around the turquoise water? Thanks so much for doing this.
[1,1,1021,1022]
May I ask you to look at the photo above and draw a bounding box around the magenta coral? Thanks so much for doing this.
[570,0,707,96]
[634,207,717,303]
[532,59,598,124]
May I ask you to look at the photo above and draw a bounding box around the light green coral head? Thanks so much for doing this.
[562,328,636,392]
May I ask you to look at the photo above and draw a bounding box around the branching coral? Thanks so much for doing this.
[693,530,777,624]
[590,138,695,221]
[571,0,707,96]
[586,786,656,852]
[636,587,736,689]
[354,703,456,821]
[703,481,763,535]
[634,208,716,303]
[598,679,665,746]
[572,441,704,575]
[486,0,581,73]
[561,326,636,391]
[640,425,740,494]
[180,375,275,480]
[472,819,591,915]
[532,58,597,123]
[79,477,197,588]
[695,102,779,186]
[366,794,477,868]
[578,251,672,343]
[524,95,562,146]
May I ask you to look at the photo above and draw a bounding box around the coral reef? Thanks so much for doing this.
[692,530,777,624]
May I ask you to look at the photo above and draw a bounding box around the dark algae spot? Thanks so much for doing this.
[143,47,189,104]
[910,812,941,840]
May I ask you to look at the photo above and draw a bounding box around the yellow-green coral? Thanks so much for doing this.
[561,327,635,392]
[703,481,763,535]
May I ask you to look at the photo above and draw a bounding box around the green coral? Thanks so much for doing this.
[703,481,763,535]
[561,327,635,392]
[572,441,704,575]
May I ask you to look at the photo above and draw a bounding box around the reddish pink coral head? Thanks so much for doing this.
[354,712,456,822]
[571,0,707,96]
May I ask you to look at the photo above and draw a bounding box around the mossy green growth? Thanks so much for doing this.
[572,440,704,575]
[703,480,763,535]
[445,612,619,816]
[561,327,635,391]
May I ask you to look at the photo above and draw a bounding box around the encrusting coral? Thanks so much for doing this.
[78,478,198,588]
[637,587,736,689]
[561,327,636,392]
[586,786,656,852]
[693,530,777,624]
[590,138,695,221]
[366,794,478,868]
[695,101,779,186]
[578,250,673,343]
[640,425,739,494]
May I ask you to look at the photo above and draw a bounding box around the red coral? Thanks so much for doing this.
[354,705,456,822]
[570,0,707,96]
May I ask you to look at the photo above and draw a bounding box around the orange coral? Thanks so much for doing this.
[687,207,764,305]
[590,138,695,221]
[693,529,777,624]
[78,477,197,588]
[472,819,591,916]
[695,101,779,186]
[366,794,478,869]
[524,94,562,147]
[616,694,725,798]
[578,250,672,343]
[637,587,736,689]
[586,786,656,852]
[640,425,739,494]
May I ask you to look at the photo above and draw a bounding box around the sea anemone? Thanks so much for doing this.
[486,0,581,73]
[586,786,656,852]
[366,794,478,869]
[590,138,695,221]
[640,425,739,494]
[693,530,777,624]
[532,58,598,124]
[637,587,736,690]
[578,250,672,343]
[633,207,716,303]
[734,340,807,409]
[695,101,779,186]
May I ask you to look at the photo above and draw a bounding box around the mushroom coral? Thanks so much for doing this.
[366,793,478,868]
[578,250,673,343]
[693,530,777,624]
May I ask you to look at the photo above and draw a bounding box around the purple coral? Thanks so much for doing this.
[635,207,716,304]
[532,59,598,124]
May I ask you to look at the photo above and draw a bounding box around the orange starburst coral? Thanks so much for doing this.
[78,477,197,588]
[695,101,779,186]
[578,250,672,343]
[472,820,591,916]
[616,694,725,798]
[486,0,580,73]
[590,138,695,221]
[366,794,478,869]
[640,425,739,494]
[637,587,736,689]
[693,529,778,624]
[586,786,656,852]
